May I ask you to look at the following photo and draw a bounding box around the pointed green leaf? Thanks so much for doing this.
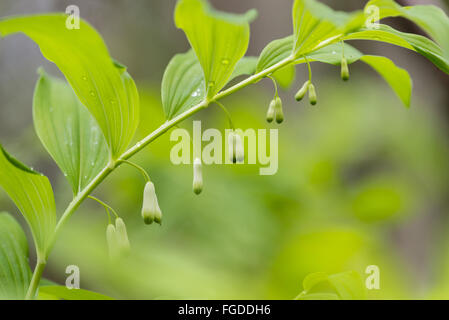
[38,286,114,300]
[0,14,140,157]
[297,42,363,65]
[0,145,56,257]
[161,52,257,120]
[257,36,362,73]
[361,55,412,107]
[272,65,296,90]
[344,24,449,74]
[302,272,329,292]
[256,36,295,72]
[175,0,256,98]
[365,0,449,60]
[0,213,32,300]
[292,0,365,56]
[327,271,365,300]
[292,43,411,107]
[161,50,205,119]
[33,70,109,196]
[295,271,365,300]
[296,292,340,300]
[230,56,258,80]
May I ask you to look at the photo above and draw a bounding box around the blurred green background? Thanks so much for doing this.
[1,0,449,299]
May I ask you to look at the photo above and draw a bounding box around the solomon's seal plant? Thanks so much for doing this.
[0,0,448,299]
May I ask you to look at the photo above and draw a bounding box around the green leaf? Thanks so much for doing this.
[302,272,329,292]
[0,14,140,157]
[295,271,365,300]
[38,286,114,300]
[256,36,296,89]
[0,213,32,300]
[296,293,340,300]
[175,0,256,99]
[256,36,294,72]
[230,56,258,80]
[365,0,449,60]
[161,50,205,119]
[33,70,109,196]
[161,51,257,120]
[344,24,449,74]
[360,55,412,107]
[297,42,363,65]
[257,36,362,73]
[293,43,411,107]
[272,65,296,89]
[292,0,364,56]
[327,271,365,300]
[0,145,56,258]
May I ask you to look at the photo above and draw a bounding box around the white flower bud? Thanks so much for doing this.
[106,224,118,260]
[193,157,203,195]
[266,100,275,123]
[142,181,162,225]
[228,131,244,163]
[235,134,244,163]
[274,97,284,124]
[341,57,350,81]
[115,218,130,255]
[295,80,310,101]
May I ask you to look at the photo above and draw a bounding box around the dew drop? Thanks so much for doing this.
[82,75,88,81]
[332,51,337,55]
[208,81,215,88]
[191,88,201,97]
[221,58,230,66]
[89,91,96,97]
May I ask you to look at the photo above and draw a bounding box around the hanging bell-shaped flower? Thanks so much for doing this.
[308,83,317,105]
[228,131,244,163]
[235,134,244,163]
[115,218,130,255]
[106,224,119,260]
[141,181,162,225]
[295,80,310,101]
[266,99,276,123]
[274,97,284,124]
[193,157,203,195]
[341,57,350,81]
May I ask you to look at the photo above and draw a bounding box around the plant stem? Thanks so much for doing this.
[88,196,119,219]
[213,101,235,130]
[117,159,151,182]
[25,54,296,299]
[25,260,46,300]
